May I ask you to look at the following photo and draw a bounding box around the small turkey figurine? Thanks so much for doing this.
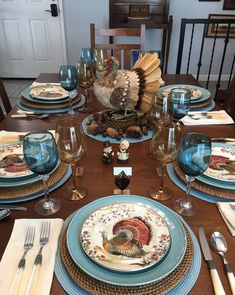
[93,53,162,117]
[100,218,151,258]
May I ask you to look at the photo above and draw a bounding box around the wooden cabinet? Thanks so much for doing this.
[109,0,172,73]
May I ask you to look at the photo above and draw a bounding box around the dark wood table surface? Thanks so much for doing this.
[1,74,235,295]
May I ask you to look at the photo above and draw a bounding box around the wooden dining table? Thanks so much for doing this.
[1,73,235,295]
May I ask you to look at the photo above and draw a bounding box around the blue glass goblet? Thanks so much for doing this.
[174,132,211,216]
[23,131,61,215]
[170,87,191,125]
[59,65,78,116]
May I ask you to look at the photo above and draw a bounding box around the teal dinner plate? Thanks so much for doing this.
[190,99,215,112]
[17,94,85,114]
[82,116,153,144]
[158,84,211,104]
[67,195,187,286]
[22,87,74,104]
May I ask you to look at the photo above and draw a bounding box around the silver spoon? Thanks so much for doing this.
[0,209,11,221]
[211,231,235,295]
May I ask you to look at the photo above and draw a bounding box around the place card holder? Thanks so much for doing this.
[113,167,132,194]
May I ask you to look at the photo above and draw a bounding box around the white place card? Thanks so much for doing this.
[113,167,132,176]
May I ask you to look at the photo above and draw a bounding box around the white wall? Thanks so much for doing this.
[63,0,235,74]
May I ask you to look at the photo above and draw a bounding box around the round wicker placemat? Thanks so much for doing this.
[20,96,81,109]
[0,162,68,199]
[174,163,235,199]
[60,225,193,295]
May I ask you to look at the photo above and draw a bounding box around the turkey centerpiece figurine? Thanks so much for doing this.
[87,52,162,139]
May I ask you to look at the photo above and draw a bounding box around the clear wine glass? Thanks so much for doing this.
[94,48,108,77]
[170,87,191,125]
[148,95,173,133]
[149,125,180,200]
[55,117,88,201]
[23,131,61,215]
[59,65,78,116]
[174,132,211,216]
[77,54,95,113]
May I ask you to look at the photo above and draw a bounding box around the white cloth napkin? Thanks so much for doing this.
[181,110,234,126]
[30,82,60,88]
[0,130,55,144]
[217,202,235,236]
[0,218,63,295]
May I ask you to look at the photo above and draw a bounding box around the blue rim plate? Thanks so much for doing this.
[55,209,201,295]
[158,84,211,104]
[22,87,72,104]
[67,195,187,286]
[0,166,72,203]
[189,99,215,112]
[167,163,234,203]
[82,116,153,144]
[17,94,85,114]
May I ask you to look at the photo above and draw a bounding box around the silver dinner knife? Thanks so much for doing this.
[0,205,27,211]
[199,227,226,295]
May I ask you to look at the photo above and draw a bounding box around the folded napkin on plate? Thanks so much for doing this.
[181,110,234,126]
[0,130,55,144]
[30,82,60,88]
[217,202,235,236]
[0,218,63,295]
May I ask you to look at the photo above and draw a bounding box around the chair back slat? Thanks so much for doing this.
[0,78,12,115]
[90,23,145,69]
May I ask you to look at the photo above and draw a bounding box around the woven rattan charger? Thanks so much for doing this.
[174,163,235,199]
[0,162,68,199]
[60,224,193,295]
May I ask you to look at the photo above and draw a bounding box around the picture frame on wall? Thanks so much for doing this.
[223,0,235,10]
[198,0,220,2]
[206,14,235,37]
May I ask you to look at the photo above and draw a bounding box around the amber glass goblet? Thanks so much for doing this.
[56,117,88,201]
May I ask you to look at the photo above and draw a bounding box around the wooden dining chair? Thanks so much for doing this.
[217,76,235,118]
[90,23,145,70]
[0,78,12,119]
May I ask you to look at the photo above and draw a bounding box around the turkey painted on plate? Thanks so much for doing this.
[80,203,170,272]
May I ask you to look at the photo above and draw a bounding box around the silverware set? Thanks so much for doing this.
[9,221,51,295]
[199,227,235,295]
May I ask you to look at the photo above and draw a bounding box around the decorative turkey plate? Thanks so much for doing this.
[29,85,69,100]
[80,203,171,272]
[158,84,211,103]
[203,144,235,182]
[0,143,32,178]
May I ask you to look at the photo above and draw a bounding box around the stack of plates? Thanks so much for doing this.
[0,141,71,203]
[157,84,214,112]
[167,143,235,203]
[17,85,85,114]
[55,195,201,294]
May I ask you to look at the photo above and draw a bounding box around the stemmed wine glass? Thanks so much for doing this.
[170,87,191,126]
[148,125,180,200]
[59,65,78,116]
[94,49,108,77]
[148,95,173,133]
[174,132,211,216]
[23,131,61,215]
[55,117,88,201]
[77,50,95,113]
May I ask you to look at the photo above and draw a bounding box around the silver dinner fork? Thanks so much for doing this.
[26,221,50,295]
[9,226,35,295]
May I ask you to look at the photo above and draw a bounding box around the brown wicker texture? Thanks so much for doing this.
[0,162,68,199]
[104,111,137,132]
[20,96,81,109]
[174,163,235,199]
[60,225,193,295]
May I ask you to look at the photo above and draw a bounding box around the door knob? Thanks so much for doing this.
[45,3,58,17]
